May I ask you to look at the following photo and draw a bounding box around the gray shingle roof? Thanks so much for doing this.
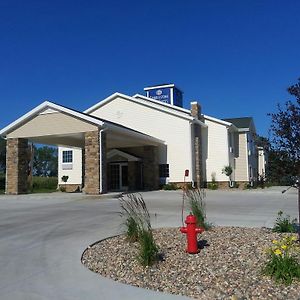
[222,117,253,129]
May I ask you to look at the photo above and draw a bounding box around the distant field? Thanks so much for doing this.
[0,175,58,194]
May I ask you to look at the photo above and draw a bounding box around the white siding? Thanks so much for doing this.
[7,112,97,138]
[204,119,229,182]
[247,132,258,181]
[90,96,192,182]
[58,147,82,185]
[235,133,248,181]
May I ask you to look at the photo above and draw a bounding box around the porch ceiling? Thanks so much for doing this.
[106,130,161,148]
[29,133,86,148]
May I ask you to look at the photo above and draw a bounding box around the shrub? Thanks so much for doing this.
[32,176,58,192]
[273,211,297,233]
[243,182,257,190]
[186,188,212,230]
[207,182,218,190]
[262,236,300,285]
[162,183,178,190]
[125,216,140,242]
[119,193,159,266]
[207,172,218,190]
[222,165,233,177]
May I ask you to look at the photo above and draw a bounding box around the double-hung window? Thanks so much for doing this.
[62,150,73,170]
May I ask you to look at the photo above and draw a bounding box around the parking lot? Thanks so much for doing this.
[0,188,298,300]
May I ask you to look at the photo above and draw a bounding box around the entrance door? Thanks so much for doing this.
[120,164,128,190]
[109,163,128,191]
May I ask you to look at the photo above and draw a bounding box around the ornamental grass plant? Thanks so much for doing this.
[119,193,159,266]
[262,236,300,285]
[273,210,297,233]
[185,188,212,230]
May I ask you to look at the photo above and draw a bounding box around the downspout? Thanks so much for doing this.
[99,128,108,194]
[189,122,195,188]
[227,127,234,186]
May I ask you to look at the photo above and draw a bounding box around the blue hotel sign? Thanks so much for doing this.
[148,87,171,104]
[145,84,183,107]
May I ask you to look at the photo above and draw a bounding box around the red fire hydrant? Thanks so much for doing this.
[180,214,204,254]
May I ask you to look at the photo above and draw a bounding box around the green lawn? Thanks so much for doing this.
[0,176,58,194]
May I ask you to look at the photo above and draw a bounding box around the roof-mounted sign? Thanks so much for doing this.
[144,83,183,107]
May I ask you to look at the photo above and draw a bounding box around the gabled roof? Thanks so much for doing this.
[132,94,191,115]
[107,149,141,161]
[223,117,253,128]
[204,115,233,126]
[0,101,105,137]
[222,117,255,133]
[84,92,207,127]
[0,101,165,145]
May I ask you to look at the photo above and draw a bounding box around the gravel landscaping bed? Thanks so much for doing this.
[82,227,300,299]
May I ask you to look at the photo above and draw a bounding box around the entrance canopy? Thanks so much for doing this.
[0,101,164,195]
[0,101,164,148]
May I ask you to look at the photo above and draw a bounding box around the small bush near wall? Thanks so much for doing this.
[32,176,58,193]
[162,183,178,190]
[207,182,218,190]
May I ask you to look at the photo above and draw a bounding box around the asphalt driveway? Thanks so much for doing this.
[0,187,298,300]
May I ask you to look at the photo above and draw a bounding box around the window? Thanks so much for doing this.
[62,150,73,163]
[159,164,169,178]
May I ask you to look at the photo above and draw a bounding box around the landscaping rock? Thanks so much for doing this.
[82,227,300,299]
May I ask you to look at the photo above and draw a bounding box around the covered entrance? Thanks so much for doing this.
[0,101,163,195]
[107,149,142,191]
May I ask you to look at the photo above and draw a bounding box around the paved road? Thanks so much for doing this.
[0,187,298,300]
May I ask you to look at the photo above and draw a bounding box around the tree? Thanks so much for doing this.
[33,145,58,177]
[269,78,300,177]
[269,78,300,241]
[0,137,6,173]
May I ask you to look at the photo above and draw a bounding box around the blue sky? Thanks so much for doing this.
[0,0,299,137]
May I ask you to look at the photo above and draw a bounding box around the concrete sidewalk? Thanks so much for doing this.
[0,188,298,300]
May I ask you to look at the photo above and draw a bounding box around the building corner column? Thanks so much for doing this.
[191,102,203,188]
[84,130,99,194]
[6,138,29,195]
[99,130,107,194]
[143,146,159,190]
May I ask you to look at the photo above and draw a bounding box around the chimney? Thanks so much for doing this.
[190,101,202,120]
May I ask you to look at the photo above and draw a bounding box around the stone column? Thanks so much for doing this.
[191,102,202,188]
[84,130,107,194]
[143,146,159,190]
[191,101,202,120]
[194,130,202,188]
[100,131,107,193]
[6,138,29,194]
[84,130,100,194]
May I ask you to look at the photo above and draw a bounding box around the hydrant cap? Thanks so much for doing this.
[185,214,197,224]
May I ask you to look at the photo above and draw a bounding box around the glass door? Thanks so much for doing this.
[120,164,128,190]
[109,164,120,190]
[109,162,128,191]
